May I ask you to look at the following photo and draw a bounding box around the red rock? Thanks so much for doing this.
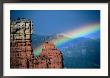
[10,19,63,68]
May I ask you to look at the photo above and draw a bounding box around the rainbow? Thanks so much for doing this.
[34,23,100,56]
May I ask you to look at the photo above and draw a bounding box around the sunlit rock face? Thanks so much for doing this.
[10,18,33,68]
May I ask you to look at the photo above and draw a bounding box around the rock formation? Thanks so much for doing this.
[10,18,33,68]
[10,18,63,68]
[31,42,63,68]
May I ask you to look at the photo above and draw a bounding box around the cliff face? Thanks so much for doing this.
[10,19,33,68]
[10,18,63,68]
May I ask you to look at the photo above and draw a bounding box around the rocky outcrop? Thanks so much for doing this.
[31,42,63,68]
[10,18,63,68]
[10,18,33,68]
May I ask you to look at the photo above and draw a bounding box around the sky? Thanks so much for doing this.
[10,10,100,38]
